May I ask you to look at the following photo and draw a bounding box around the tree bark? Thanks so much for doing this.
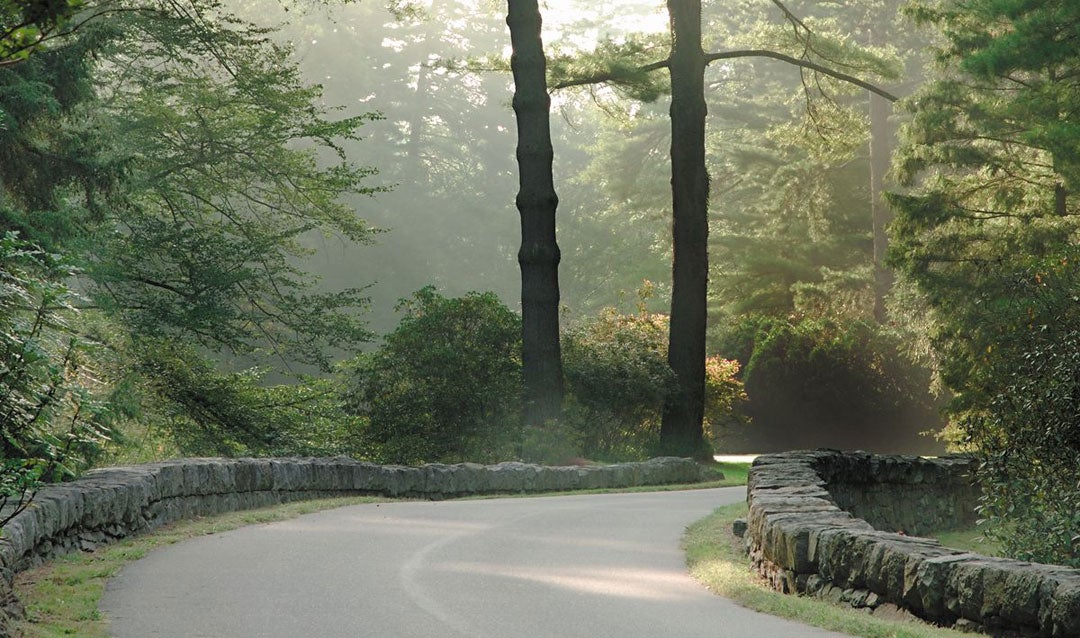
[868,29,895,325]
[507,0,563,426]
[659,0,708,457]
[870,89,893,323]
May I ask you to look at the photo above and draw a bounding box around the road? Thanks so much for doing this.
[102,487,846,637]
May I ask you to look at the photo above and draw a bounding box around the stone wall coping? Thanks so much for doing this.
[745,450,1080,637]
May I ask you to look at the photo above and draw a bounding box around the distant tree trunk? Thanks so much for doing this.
[659,0,708,457]
[868,28,894,325]
[406,61,428,167]
[507,0,563,426]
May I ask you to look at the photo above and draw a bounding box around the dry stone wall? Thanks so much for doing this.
[0,456,700,636]
[745,451,1080,637]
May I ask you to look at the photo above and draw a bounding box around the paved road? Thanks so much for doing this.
[102,487,846,637]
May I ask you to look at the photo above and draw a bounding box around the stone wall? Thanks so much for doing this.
[745,450,1080,637]
[0,456,701,636]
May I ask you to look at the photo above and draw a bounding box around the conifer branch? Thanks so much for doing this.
[550,51,898,103]
[704,50,899,102]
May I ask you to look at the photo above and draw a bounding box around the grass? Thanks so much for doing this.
[13,462,749,636]
[683,503,973,638]
[931,521,1003,557]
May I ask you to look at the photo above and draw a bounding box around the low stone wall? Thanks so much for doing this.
[0,456,700,635]
[745,450,1080,637]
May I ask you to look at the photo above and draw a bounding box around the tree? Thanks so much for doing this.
[0,0,83,63]
[273,0,522,331]
[0,233,109,527]
[1,0,385,461]
[506,0,563,426]
[551,0,899,456]
[86,3,381,370]
[661,0,710,456]
[889,0,1080,564]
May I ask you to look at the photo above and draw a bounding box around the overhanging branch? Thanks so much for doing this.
[705,49,898,102]
[550,50,898,103]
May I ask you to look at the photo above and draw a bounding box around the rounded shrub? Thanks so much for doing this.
[346,287,521,464]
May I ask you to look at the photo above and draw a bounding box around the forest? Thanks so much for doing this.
[1,0,1077,568]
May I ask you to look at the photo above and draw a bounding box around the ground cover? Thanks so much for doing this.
[931,522,1003,558]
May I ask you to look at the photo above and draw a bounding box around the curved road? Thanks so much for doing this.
[102,487,846,637]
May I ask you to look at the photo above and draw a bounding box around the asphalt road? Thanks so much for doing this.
[102,487,847,637]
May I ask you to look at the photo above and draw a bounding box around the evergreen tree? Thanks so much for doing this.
[507,0,564,426]
[889,0,1080,565]
[550,0,900,455]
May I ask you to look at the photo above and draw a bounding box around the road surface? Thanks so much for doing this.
[102,487,846,637]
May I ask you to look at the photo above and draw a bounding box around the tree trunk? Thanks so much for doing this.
[659,0,708,457]
[868,29,894,325]
[507,0,563,426]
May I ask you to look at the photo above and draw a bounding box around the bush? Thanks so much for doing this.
[710,316,943,453]
[970,332,1080,567]
[346,287,521,464]
[562,308,674,461]
[563,307,745,461]
[955,255,1080,567]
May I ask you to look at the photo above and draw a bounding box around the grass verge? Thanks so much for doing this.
[683,503,972,638]
[932,522,1002,557]
[13,462,748,637]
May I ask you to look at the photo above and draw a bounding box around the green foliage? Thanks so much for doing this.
[0,1,386,484]
[890,0,1080,565]
[0,232,108,527]
[943,251,1080,567]
[519,420,582,466]
[0,20,119,249]
[562,305,675,461]
[84,4,382,370]
[347,287,522,464]
[563,293,744,461]
[548,34,670,101]
[133,340,365,458]
[710,316,942,453]
[0,0,84,63]
[972,331,1080,567]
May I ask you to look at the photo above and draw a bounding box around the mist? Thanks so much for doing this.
[237,0,944,453]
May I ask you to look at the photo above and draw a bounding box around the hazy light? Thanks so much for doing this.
[539,1,668,51]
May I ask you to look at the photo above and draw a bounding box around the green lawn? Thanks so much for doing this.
[931,521,1003,557]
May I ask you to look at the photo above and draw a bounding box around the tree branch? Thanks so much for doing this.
[550,58,670,90]
[706,50,898,101]
[551,49,898,102]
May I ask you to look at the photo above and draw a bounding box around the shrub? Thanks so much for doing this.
[970,331,1080,567]
[710,316,943,453]
[346,287,521,464]
[562,307,674,461]
[563,307,744,461]
[955,255,1080,567]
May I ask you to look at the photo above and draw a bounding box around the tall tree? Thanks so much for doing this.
[551,0,898,456]
[506,0,563,425]
[888,0,1080,566]
[660,0,709,456]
